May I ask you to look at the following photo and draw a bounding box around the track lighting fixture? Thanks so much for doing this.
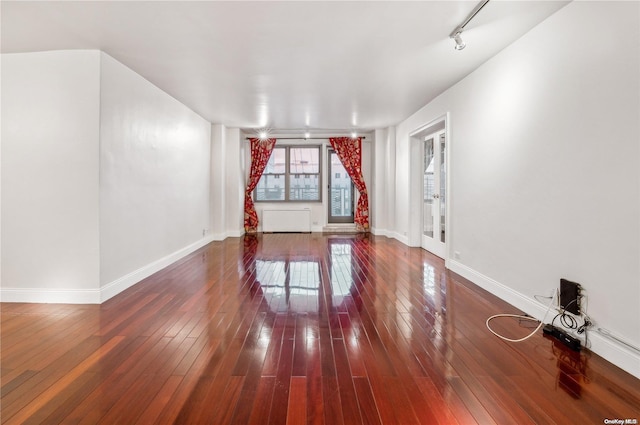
[449,0,490,51]
[452,32,466,51]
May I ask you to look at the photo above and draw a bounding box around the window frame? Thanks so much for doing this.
[254,145,322,203]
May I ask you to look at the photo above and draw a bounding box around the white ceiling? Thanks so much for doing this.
[1,1,569,133]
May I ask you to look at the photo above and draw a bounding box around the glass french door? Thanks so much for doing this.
[328,149,354,224]
[422,130,446,257]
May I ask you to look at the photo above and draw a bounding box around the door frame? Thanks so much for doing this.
[409,113,451,266]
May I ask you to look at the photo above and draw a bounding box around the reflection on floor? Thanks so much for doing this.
[1,233,638,424]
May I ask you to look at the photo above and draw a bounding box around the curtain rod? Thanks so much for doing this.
[244,136,366,140]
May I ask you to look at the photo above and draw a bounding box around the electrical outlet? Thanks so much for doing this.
[312,221,318,225]
[454,251,461,259]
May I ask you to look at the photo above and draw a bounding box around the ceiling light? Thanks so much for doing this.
[453,32,466,51]
[449,0,490,51]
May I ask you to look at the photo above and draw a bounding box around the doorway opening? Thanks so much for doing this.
[327,149,354,224]
[410,116,448,259]
[422,130,446,250]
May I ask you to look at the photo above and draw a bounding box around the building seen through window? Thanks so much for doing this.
[255,146,321,201]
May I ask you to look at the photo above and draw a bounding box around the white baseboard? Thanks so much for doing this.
[211,232,227,241]
[226,229,244,238]
[1,236,216,305]
[588,330,640,379]
[448,260,549,319]
[390,231,409,245]
[448,259,640,379]
[211,229,245,240]
[100,235,214,303]
[0,287,101,304]
[371,227,391,237]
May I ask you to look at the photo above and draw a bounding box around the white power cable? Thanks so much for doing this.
[486,293,557,343]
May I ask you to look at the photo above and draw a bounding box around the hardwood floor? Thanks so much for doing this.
[2,233,639,424]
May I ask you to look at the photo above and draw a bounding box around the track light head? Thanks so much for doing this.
[448,0,490,51]
[452,32,466,51]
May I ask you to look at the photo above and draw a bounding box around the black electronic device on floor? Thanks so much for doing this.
[543,324,582,351]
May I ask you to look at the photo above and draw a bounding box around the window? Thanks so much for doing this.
[255,146,321,202]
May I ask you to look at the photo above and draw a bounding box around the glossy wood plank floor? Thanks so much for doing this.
[2,234,639,424]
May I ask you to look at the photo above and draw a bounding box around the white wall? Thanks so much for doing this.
[211,124,227,239]
[2,51,213,303]
[224,128,245,236]
[372,126,397,238]
[99,53,212,291]
[210,125,244,239]
[1,51,101,302]
[394,1,640,376]
[386,127,396,238]
[372,129,387,234]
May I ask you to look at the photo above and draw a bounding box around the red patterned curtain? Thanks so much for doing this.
[244,138,277,233]
[329,137,369,231]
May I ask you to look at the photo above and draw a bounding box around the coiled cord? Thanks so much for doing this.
[486,294,556,343]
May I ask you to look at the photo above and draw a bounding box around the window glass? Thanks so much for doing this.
[256,175,285,201]
[289,148,319,174]
[264,148,286,174]
[255,145,321,202]
[289,175,319,201]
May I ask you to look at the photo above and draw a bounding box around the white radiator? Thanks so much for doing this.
[262,209,311,233]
